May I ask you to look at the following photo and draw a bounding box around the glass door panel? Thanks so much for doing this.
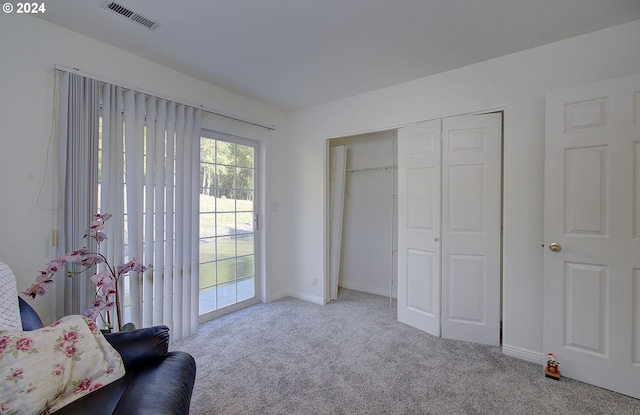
[199,134,257,317]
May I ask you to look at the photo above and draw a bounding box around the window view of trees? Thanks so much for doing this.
[200,139,254,201]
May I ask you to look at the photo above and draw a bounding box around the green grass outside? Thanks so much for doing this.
[200,194,253,235]
[199,193,255,290]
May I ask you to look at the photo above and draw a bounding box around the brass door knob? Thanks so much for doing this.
[549,242,562,253]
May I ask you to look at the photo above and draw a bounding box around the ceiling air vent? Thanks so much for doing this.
[102,1,159,31]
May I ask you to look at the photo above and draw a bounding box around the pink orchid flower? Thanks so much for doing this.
[45,258,66,274]
[23,276,54,299]
[36,271,52,283]
[63,248,89,263]
[94,231,108,243]
[79,254,104,267]
[88,219,104,230]
[23,285,45,299]
[95,213,112,222]
[85,298,107,321]
[92,270,115,288]
[117,258,147,275]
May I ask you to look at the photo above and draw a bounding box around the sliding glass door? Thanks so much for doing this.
[199,132,258,318]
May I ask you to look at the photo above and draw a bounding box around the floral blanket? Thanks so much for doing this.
[0,315,125,415]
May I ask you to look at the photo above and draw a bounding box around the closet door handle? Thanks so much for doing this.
[434,237,439,241]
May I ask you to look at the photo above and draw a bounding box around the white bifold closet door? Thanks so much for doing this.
[397,119,442,335]
[397,113,502,346]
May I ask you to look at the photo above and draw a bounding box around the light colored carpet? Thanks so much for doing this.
[171,289,639,414]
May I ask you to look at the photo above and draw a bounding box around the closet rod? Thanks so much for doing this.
[346,165,395,174]
[54,64,276,131]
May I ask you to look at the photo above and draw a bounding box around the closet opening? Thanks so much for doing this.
[327,130,398,306]
[326,111,504,347]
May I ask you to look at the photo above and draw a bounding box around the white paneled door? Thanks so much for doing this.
[398,119,442,336]
[441,114,502,346]
[543,73,640,399]
[398,113,502,346]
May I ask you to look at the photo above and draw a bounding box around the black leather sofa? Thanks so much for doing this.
[19,297,197,415]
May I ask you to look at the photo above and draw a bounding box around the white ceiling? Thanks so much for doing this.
[37,0,640,111]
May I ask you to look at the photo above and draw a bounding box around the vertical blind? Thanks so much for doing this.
[56,72,100,317]
[57,69,201,339]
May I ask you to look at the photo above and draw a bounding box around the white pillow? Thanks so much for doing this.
[0,315,125,415]
[0,262,22,331]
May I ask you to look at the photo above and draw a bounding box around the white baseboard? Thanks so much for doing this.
[339,281,396,298]
[502,344,544,365]
[286,289,325,305]
[265,289,292,303]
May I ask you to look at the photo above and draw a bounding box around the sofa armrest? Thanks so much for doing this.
[113,352,196,415]
[104,325,170,371]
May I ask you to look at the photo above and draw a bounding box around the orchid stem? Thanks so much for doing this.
[115,285,122,332]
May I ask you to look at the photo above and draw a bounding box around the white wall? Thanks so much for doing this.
[330,131,395,297]
[0,15,289,323]
[286,20,640,360]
